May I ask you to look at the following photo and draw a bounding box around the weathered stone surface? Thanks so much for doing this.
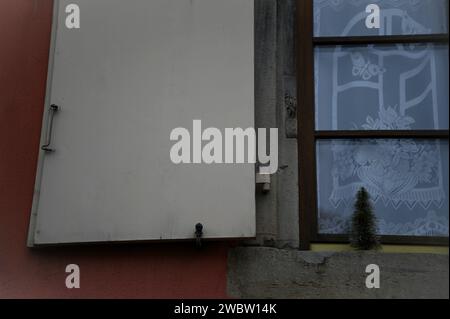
[250,0,279,246]
[228,247,449,299]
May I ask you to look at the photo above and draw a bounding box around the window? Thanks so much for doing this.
[297,0,449,249]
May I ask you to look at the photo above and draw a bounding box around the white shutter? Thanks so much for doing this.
[29,0,255,245]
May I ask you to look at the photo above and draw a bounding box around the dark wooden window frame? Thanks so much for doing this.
[296,0,450,250]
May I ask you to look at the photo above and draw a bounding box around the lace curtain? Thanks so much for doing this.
[314,0,449,236]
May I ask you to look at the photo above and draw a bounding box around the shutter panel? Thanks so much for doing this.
[29,0,255,245]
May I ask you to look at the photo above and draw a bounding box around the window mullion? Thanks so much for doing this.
[314,130,450,139]
[313,34,449,46]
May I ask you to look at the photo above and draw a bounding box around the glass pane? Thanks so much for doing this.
[314,0,448,37]
[315,44,449,130]
[316,139,449,236]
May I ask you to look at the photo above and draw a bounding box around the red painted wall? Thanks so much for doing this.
[0,0,229,298]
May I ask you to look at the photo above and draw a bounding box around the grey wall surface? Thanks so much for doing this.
[252,0,279,246]
[252,0,299,249]
[228,247,449,299]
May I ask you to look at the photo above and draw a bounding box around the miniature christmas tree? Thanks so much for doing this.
[350,187,380,250]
